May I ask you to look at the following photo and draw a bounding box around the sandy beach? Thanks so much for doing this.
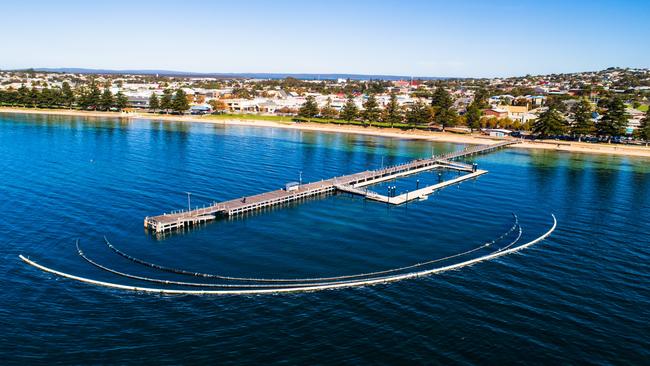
[2,107,649,158]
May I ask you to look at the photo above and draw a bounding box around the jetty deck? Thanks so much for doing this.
[336,169,488,205]
[144,141,517,232]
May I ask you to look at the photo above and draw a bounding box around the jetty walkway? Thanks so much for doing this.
[144,141,517,233]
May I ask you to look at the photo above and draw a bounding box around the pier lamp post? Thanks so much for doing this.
[186,192,192,212]
[299,171,303,187]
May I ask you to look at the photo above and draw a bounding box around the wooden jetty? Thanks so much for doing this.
[144,141,517,233]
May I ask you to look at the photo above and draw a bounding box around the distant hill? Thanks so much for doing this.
[23,67,449,81]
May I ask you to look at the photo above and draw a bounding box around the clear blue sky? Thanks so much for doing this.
[2,0,648,77]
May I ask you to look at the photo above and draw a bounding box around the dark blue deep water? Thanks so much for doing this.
[1,113,649,364]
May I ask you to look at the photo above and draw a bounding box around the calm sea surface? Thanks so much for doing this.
[1,113,649,364]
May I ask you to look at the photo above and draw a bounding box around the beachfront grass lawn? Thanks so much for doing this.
[202,113,425,130]
[203,113,296,123]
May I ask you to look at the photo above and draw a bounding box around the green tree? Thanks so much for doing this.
[570,98,594,141]
[36,87,48,107]
[29,87,40,107]
[382,93,402,127]
[100,88,113,111]
[431,87,452,109]
[473,88,490,109]
[320,97,337,119]
[38,88,55,107]
[114,91,129,110]
[597,97,629,141]
[636,108,650,145]
[149,93,160,111]
[61,82,75,108]
[17,85,30,106]
[298,95,319,120]
[172,89,190,113]
[532,105,567,137]
[362,94,380,125]
[465,102,482,132]
[431,87,458,130]
[81,82,101,110]
[546,96,568,113]
[406,100,432,127]
[433,106,458,130]
[160,89,173,113]
[340,95,358,122]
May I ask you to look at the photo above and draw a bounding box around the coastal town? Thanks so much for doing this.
[0,67,649,143]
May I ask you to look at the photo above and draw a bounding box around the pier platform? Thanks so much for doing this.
[336,169,487,205]
[144,141,517,233]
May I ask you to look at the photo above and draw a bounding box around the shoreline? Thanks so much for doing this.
[2,107,649,158]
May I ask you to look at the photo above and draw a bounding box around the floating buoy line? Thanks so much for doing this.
[77,215,523,289]
[19,214,555,295]
[104,214,521,283]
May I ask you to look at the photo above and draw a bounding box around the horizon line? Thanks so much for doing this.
[2,66,645,80]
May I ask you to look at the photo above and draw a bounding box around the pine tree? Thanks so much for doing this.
[320,97,337,119]
[160,89,173,113]
[61,82,75,108]
[532,105,567,137]
[29,87,40,107]
[362,94,380,125]
[15,89,23,106]
[100,88,113,111]
[570,98,594,141]
[473,88,490,109]
[637,108,650,145]
[597,97,629,141]
[172,89,190,113]
[114,91,129,110]
[38,88,52,107]
[149,93,160,112]
[431,87,458,130]
[87,82,101,110]
[406,100,432,127]
[340,95,358,122]
[382,93,402,127]
[79,82,101,110]
[430,87,451,109]
[465,102,482,132]
[298,95,319,120]
[17,85,30,107]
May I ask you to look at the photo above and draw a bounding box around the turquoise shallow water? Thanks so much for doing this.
[1,112,649,364]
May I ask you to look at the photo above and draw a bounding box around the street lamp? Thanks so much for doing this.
[186,192,192,212]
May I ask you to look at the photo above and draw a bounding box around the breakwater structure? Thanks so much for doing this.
[144,140,519,233]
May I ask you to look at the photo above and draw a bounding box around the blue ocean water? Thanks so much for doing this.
[0,112,649,364]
